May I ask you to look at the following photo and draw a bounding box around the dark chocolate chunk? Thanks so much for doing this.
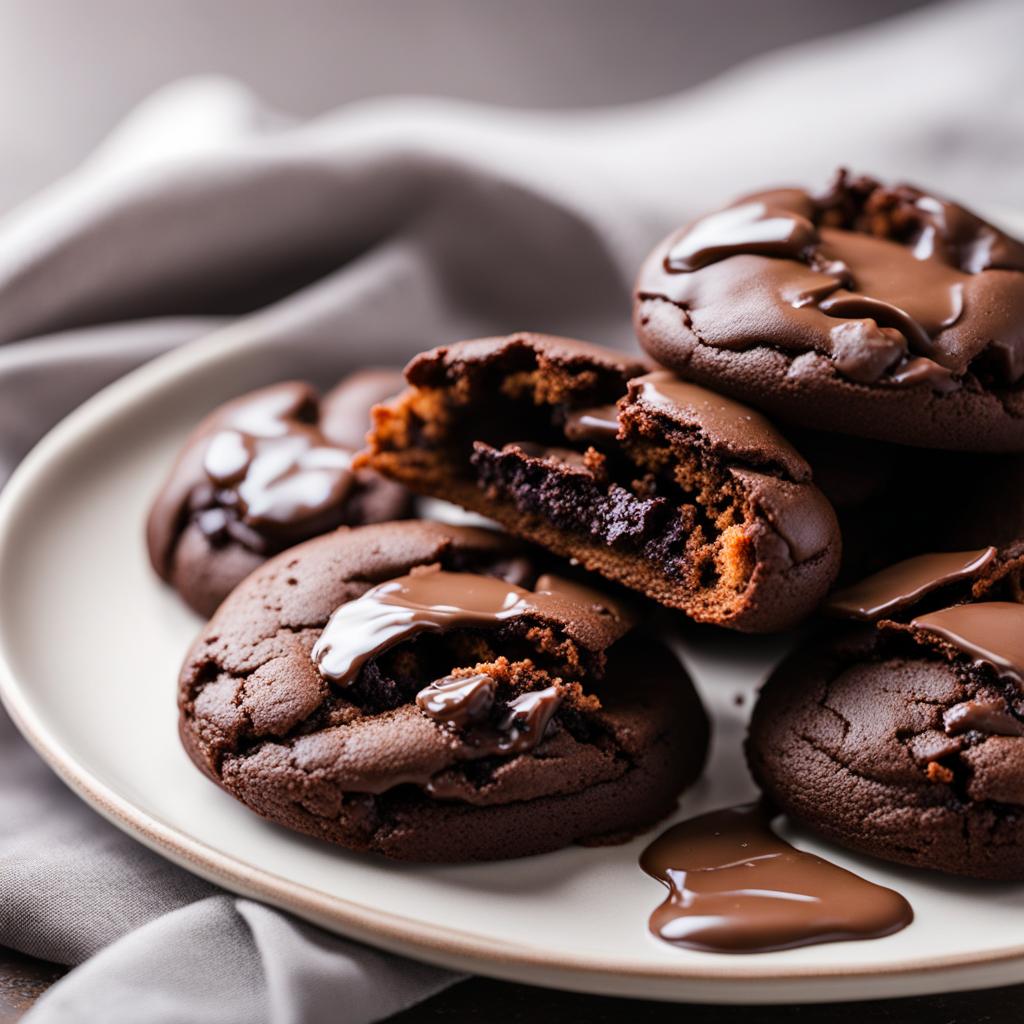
[827,547,997,621]
[910,602,1024,688]
[944,697,1024,738]
[416,673,496,728]
[563,404,620,444]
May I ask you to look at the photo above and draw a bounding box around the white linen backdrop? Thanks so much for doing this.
[1,1,1022,1021]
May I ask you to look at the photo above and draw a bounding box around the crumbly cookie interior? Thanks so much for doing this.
[363,347,759,610]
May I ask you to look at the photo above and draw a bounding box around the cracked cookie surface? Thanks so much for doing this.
[747,544,1024,879]
[178,520,710,861]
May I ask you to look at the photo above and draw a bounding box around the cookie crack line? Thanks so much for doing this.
[816,687,853,741]
[793,729,937,798]
[661,296,710,350]
[189,621,328,685]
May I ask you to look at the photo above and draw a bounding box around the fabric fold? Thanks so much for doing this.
[21,897,457,1024]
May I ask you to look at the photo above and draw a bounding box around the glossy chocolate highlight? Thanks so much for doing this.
[640,804,912,953]
[827,547,996,621]
[911,601,1024,687]
[639,172,1024,391]
[193,384,355,550]
[312,568,623,687]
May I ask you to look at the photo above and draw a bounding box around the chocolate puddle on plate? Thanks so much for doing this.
[640,803,913,953]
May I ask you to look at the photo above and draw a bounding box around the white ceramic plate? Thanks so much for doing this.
[4,321,1024,1006]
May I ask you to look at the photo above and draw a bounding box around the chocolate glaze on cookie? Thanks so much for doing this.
[635,171,1024,451]
[358,333,840,632]
[910,603,1024,688]
[749,542,1024,879]
[827,547,997,620]
[148,370,411,616]
[311,568,627,687]
[178,521,710,861]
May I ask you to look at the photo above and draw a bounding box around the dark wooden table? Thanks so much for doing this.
[0,950,66,1024]
[2,945,1020,1022]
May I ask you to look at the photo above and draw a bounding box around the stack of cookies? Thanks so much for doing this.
[149,171,1024,881]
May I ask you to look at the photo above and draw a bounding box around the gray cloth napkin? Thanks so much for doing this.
[2,1,1022,1021]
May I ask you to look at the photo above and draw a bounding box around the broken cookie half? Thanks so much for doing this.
[358,333,841,632]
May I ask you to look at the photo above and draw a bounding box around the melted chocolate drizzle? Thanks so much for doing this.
[312,568,623,688]
[667,199,817,271]
[827,547,997,621]
[193,385,354,551]
[640,804,912,954]
[911,601,1024,688]
[416,673,497,729]
[650,171,1024,389]
[313,570,542,686]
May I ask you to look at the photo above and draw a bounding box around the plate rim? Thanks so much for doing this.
[3,322,1024,1002]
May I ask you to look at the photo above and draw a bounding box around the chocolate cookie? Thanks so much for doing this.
[147,370,412,616]
[935,453,1024,553]
[793,434,986,583]
[358,333,840,632]
[179,520,710,861]
[793,436,1024,582]
[635,170,1024,451]
[747,543,1024,880]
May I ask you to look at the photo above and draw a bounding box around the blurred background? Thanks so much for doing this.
[1,0,939,214]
